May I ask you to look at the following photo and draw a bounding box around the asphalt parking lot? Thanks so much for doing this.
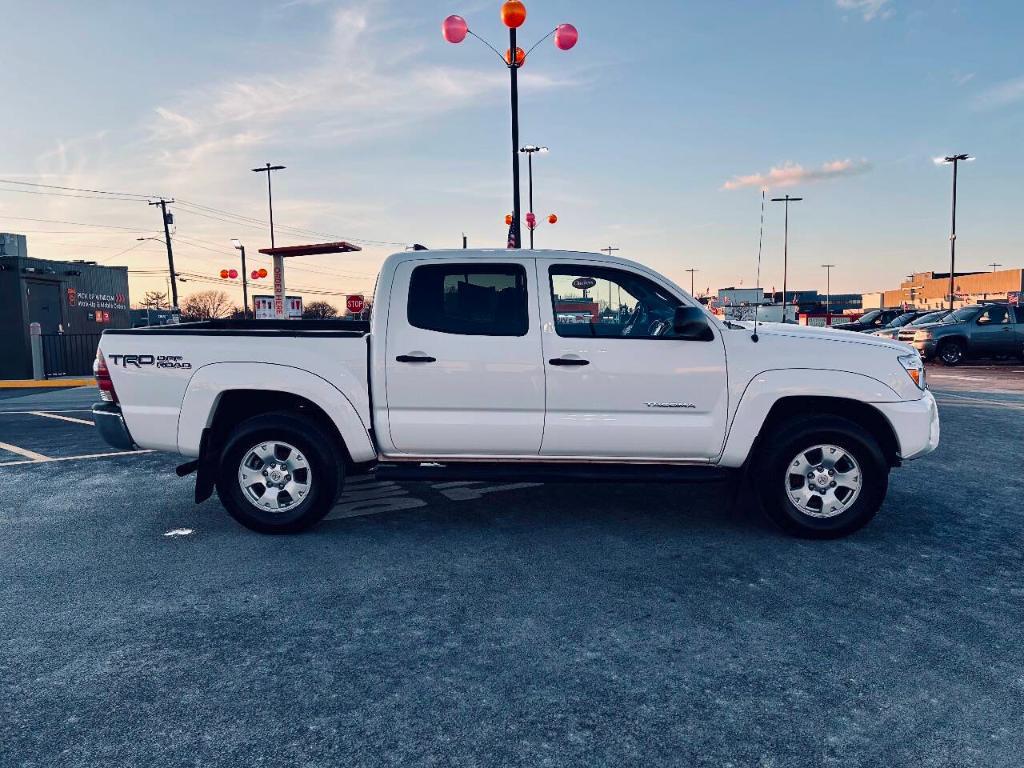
[2,365,1023,767]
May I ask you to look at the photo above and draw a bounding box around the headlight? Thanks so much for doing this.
[899,353,926,390]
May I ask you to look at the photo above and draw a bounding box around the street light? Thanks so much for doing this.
[231,239,250,320]
[443,4,578,249]
[821,264,835,323]
[771,194,804,323]
[936,153,972,311]
[519,145,548,249]
[685,268,699,297]
[251,163,286,317]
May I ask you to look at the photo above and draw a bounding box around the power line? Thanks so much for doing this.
[0,214,146,232]
[0,178,156,199]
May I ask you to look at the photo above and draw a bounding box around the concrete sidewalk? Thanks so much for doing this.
[0,377,94,389]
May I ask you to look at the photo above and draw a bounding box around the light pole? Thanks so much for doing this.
[938,154,971,311]
[821,264,835,323]
[231,239,249,319]
[252,163,286,318]
[443,5,578,249]
[520,145,548,249]
[987,262,1002,273]
[685,268,699,297]
[771,194,803,322]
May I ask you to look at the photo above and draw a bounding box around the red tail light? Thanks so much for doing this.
[94,349,118,403]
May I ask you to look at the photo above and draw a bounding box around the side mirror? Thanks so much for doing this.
[673,306,714,341]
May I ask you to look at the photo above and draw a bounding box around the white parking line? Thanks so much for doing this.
[28,411,94,426]
[0,409,93,415]
[0,449,154,467]
[0,441,51,462]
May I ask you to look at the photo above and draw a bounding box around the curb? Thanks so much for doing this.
[0,379,94,389]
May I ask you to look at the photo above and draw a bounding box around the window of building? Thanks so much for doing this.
[408,263,529,337]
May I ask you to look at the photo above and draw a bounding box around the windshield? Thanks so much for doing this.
[885,312,917,328]
[912,311,946,325]
[942,306,980,323]
[858,309,882,324]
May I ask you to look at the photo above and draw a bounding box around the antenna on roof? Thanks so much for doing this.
[752,189,765,343]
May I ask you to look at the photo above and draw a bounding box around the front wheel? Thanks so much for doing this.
[215,412,344,534]
[938,339,965,366]
[754,416,889,539]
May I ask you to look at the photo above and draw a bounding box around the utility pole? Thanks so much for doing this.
[987,262,1002,273]
[149,198,177,308]
[462,233,468,249]
[252,163,286,318]
[685,268,699,297]
[771,194,803,323]
[821,264,835,323]
[940,154,970,311]
[519,146,548,249]
[601,246,620,258]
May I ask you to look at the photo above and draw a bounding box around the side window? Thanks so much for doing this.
[408,263,529,337]
[977,306,1008,325]
[1015,306,1024,324]
[549,265,685,339]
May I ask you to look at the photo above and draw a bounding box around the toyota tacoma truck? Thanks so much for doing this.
[93,249,939,539]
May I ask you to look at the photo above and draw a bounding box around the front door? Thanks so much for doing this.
[537,260,728,461]
[972,305,1014,356]
[384,258,545,456]
[26,281,63,333]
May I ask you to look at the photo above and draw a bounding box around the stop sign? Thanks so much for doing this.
[346,295,365,314]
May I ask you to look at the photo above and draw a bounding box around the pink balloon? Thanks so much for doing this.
[442,15,468,44]
[554,23,578,51]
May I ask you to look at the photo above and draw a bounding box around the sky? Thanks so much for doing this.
[0,0,1022,307]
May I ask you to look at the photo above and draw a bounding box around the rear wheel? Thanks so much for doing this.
[754,416,889,539]
[938,339,965,366]
[215,413,344,534]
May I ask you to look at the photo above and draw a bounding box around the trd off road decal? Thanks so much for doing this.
[108,354,193,370]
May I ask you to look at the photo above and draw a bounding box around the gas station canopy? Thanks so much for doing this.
[258,241,362,257]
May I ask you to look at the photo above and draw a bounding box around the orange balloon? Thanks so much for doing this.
[258,268,268,278]
[505,214,514,226]
[501,0,526,29]
[505,47,526,67]
[548,213,558,224]
[220,269,229,279]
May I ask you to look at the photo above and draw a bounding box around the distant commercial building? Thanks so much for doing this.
[767,290,862,315]
[869,269,1024,310]
[0,234,130,379]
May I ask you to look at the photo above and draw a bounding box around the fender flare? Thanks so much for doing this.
[176,362,376,463]
[718,368,901,468]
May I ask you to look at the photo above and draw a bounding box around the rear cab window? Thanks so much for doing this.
[407,263,529,337]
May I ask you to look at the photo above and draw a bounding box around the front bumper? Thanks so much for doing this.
[873,390,940,462]
[92,402,137,451]
[912,339,937,358]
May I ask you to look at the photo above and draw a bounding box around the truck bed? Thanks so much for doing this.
[107,318,371,337]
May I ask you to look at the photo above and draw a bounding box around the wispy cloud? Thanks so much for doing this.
[835,0,893,21]
[974,75,1024,109]
[722,159,871,191]
[953,71,975,86]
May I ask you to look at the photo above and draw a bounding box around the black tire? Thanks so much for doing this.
[215,412,344,534]
[938,339,965,366]
[753,415,889,539]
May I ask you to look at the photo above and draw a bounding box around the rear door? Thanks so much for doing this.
[384,258,545,456]
[536,259,728,460]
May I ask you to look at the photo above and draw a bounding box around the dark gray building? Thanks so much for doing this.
[0,234,130,379]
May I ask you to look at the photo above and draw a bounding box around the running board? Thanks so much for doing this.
[374,461,735,485]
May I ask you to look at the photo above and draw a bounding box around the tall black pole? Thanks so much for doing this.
[527,151,534,249]
[948,159,958,312]
[509,28,522,249]
[771,195,803,323]
[151,198,178,309]
[266,169,277,251]
[239,245,249,320]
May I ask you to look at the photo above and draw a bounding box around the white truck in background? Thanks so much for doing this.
[93,249,939,538]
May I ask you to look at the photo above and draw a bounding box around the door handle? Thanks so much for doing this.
[396,355,437,364]
[549,357,590,367]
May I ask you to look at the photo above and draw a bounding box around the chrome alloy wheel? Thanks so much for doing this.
[237,441,312,513]
[785,444,863,519]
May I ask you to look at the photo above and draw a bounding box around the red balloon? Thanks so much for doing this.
[251,270,260,280]
[501,0,526,29]
[442,14,468,43]
[220,269,229,279]
[229,269,238,279]
[548,213,558,224]
[554,23,578,51]
[258,268,268,278]
[505,47,526,67]
[526,212,537,229]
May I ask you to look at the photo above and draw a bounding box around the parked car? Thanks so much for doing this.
[873,310,950,340]
[899,303,1024,365]
[93,249,939,540]
[832,308,907,333]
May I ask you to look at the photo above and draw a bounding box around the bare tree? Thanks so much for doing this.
[180,290,236,321]
[138,291,169,310]
[303,301,338,319]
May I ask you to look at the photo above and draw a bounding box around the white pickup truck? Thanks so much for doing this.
[93,249,939,538]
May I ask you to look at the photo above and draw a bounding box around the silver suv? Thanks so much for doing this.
[900,304,1024,365]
